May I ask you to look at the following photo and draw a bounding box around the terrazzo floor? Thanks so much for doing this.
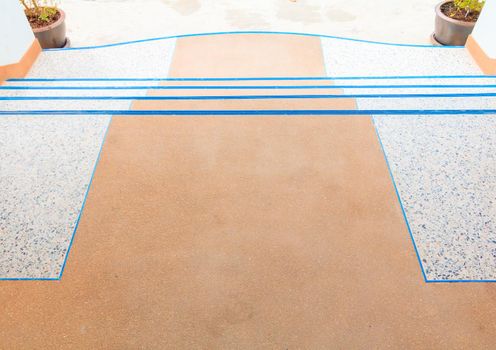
[1,32,496,348]
[374,116,496,281]
[321,37,496,281]
[2,34,496,281]
[0,39,175,279]
[0,116,110,279]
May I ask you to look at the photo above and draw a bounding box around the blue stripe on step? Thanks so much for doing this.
[2,84,496,90]
[0,109,495,116]
[2,92,496,101]
[7,75,496,82]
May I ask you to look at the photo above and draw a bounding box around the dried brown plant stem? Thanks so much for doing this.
[19,0,30,10]
[30,0,39,10]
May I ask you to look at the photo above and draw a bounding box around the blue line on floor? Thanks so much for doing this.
[426,279,496,283]
[8,75,496,82]
[2,92,496,101]
[372,119,428,283]
[1,109,496,116]
[57,117,113,280]
[42,30,464,51]
[0,277,60,281]
[2,84,496,90]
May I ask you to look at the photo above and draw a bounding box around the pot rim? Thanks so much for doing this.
[32,8,65,33]
[435,0,477,28]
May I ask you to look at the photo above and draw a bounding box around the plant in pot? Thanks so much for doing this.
[20,0,68,49]
[433,0,485,46]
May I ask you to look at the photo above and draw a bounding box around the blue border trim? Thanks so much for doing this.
[8,75,496,82]
[372,119,428,283]
[42,31,464,51]
[56,117,112,280]
[1,109,496,116]
[0,277,59,281]
[426,279,496,283]
[2,92,496,101]
[3,84,496,90]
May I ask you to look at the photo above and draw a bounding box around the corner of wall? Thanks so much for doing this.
[0,39,41,83]
[466,35,496,75]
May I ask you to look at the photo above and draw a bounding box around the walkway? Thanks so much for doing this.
[63,0,440,46]
[1,33,496,348]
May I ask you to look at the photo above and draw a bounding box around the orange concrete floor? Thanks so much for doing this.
[1,34,496,349]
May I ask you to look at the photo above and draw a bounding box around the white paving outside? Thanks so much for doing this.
[63,0,440,47]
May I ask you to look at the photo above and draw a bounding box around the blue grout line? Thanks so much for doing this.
[1,109,496,116]
[2,84,496,90]
[372,118,428,283]
[2,92,496,101]
[56,116,113,280]
[41,30,465,51]
[8,75,496,82]
[425,279,496,283]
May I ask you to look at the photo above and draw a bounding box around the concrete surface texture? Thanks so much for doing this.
[63,0,439,46]
[1,33,496,348]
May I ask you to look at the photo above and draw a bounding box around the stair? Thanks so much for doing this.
[1,76,496,114]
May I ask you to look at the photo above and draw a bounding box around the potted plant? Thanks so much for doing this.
[20,0,68,49]
[433,0,485,46]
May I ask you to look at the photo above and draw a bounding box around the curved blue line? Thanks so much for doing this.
[2,92,496,101]
[44,31,464,51]
[1,109,495,116]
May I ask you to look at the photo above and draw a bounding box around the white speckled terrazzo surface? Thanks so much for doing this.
[374,116,496,281]
[321,38,482,77]
[323,38,496,281]
[0,116,110,279]
[0,39,175,279]
[30,40,177,79]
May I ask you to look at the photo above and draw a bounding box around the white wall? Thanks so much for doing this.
[472,0,496,59]
[0,0,35,66]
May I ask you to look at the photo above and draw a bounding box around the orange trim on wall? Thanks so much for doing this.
[466,35,496,75]
[0,39,42,83]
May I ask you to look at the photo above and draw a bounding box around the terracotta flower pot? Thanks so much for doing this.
[433,1,476,46]
[33,9,68,49]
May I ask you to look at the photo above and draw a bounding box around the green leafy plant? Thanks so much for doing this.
[20,0,59,25]
[453,0,485,17]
